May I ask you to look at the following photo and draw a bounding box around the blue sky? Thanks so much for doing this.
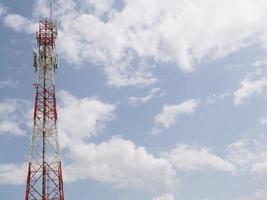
[1,0,267,200]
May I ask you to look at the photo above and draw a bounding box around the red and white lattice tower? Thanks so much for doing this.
[25,3,64,200]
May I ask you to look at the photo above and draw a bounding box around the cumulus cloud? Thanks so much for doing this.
[0,121,24,136]
[151,99,200,135]
[57,90,116,148]
[128,87,165,106]
[64,136,177,192]
[50,91,235,192]
[0,91,118,187]
[55,91,178,192]
[81,0,116,16]
[0,163,27,185]
[0,92,238,193]
[5,0,267,87]
[163,145,235,173]
[233,78,267,105]
[3,14,37,33]
[49,92,233,192]
[153,193,175,200]
[51,0,267,86]
[0,99,30,136]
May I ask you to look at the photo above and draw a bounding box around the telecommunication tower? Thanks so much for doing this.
[25,2,64,200]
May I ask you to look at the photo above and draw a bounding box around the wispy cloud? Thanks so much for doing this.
[226,136,267,200]
[0,3,7,16]
[0,79,18,89]
[128,88,165,106]
[233,78,267,106]
[260,115,267,125]
[206,90,231,104]
[151,99,200,135]
[153,193,175,200]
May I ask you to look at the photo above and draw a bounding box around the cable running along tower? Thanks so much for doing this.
[25,3,64,200]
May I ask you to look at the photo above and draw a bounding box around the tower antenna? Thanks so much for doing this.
[24,1,64,199]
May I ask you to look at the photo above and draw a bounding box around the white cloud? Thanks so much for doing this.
[226,136,267,200]
[81,0,116,16]
[128,87,165,106]
[57,90,116,148]
[0,91,119,188]
[64,136,177,192]
[104,60,157,87]
[227,137,267,172]
[0,3,7,16]
[33,0,53,18]
[206,91,231,104]
[151,99,200,134]
[240,161,267,200]
[155,99,200,128]
[153,193,175,200]
[0,136,177,193]
[226,139,255,168]
[0,163,27,185]
[0,121,24,136]
[42,91,237,192]
[32,89,177,192]
[0,90,179,193]
[0,99,30,136]
[0,79,18,89]
[164,144,235,173]
[50,0,267,86]
[5,0,267,87]
[0,100,16,114]
[233,78,267,105]
[260,115,267,125]
[3,14,37,33]
[240,188,267,200]
[238,162,267,200]
[251,161,267,175]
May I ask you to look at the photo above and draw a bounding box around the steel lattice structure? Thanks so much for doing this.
[25,6,64,200]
